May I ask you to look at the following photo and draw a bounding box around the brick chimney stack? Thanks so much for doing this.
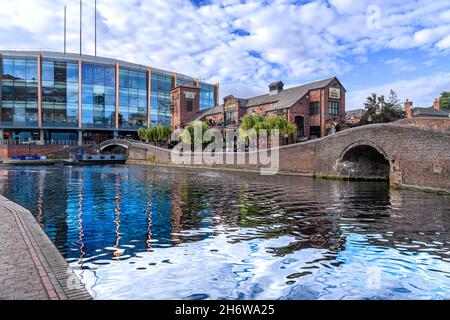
[404,99,413,118]
[433,98,441,110]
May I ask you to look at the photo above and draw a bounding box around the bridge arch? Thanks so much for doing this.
[99,139,133,154]
[100,143,129,151]
[336,141,391,181]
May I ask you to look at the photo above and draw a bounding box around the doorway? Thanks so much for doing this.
[295,116,304,138]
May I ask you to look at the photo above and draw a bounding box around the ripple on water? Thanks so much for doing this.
[0,165,449,300]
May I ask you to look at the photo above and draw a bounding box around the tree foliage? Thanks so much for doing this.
[137,127,147,142]
[138,126,172,145]
[179,121,211,145]
[238,114,297,140]
[439,91,450,110]
[360,90,406,124]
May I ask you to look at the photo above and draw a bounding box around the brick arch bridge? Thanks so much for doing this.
[100,120,450,193]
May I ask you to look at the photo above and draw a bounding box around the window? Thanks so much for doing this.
[119,68,148,129]
[81,63,115,128]
[199,82,215,111]
[41,60,79,127]
[150,72,173,126]
[186,99,193,112]
[1,58,38,126]
[309,102,320,115]
[225,111,237,125]
[329,101,340,116]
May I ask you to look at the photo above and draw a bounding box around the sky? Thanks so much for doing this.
[1,0,450,110]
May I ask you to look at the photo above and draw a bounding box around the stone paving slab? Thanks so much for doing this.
[0,195,91,300]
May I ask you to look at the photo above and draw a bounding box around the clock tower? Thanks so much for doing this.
[170,82,201,129]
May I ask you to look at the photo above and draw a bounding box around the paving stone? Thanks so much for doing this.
[0,195,91,300]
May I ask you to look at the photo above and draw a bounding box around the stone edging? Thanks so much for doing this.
[0,195,92,300]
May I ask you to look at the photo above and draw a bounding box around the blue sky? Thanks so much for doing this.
[1,0,450,110]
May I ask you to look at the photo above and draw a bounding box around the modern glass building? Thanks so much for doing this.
[0,50,219,144]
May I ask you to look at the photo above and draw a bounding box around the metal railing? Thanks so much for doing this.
[1,48,64,53]
[0,139,94,146]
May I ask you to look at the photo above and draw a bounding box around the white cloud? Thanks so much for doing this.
[437,35,450,49]
[347,72,450,109]
[0,0,450,102]
[385,58,416,73]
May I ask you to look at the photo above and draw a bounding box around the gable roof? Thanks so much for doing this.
[412,107,450,118]
[171,81,200,91]
[244,77,341,112]
[191,105,222,122]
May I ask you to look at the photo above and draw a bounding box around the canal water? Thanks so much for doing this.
[0,165,449,300]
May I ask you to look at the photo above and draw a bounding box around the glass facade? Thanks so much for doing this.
[119,68,147,129]
[81,63,116,128]
[0,53,217,140]
[42,60,79,127]
[150,72,173,126]
[199,82,215,111]
[1,58,38,126]
[176,75,194,86]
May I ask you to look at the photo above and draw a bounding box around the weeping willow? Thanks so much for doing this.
[179,121,210,145]
[238,114,297,141]
[138,126,172,145]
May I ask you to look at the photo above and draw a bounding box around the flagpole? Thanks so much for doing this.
[95,0,97,56]
[64,5,67,54]
[80,0,82,55]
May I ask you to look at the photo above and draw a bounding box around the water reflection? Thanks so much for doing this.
[0,166,449,300]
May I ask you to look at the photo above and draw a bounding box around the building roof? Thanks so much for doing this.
[192,105,223,122]
[244,77,342,112]
[269,81,284,88]
[0,50,214,86]
[194,77,344,123]
[171,81,199,91]
[412,107,450,118]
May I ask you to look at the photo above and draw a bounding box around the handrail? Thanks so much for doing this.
[1,48,59,53]
[0,140,94,146]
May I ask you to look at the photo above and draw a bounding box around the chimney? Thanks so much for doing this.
[404,99,413,118]
[433,98,441,110]
[269,81,284,95]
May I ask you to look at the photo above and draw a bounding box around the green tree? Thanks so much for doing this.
[140,126,172,145]
[381,90,406,122]
[267,115,297,136]
[179,121,211,145]
[439,91,450,110]
[138,127,147,142]
[361,93,382,125]
[238,114,297,141]
[360,90,405,124]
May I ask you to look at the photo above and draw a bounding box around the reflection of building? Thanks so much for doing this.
[174,77,346,139]
[404,98,450,118]
[0,50,218,144]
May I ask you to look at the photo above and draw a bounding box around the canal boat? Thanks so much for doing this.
[1,155,59,166]
[1,159,58,166]
[64,154,127,165]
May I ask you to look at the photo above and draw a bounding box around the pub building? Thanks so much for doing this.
[171,77,346,140]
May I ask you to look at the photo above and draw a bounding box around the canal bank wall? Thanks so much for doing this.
[0,195,91,300]
[124,123,450,194]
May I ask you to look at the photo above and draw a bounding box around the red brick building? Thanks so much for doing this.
[404,98,450,118]
[170,82,201,130]
[172,77,346,139]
